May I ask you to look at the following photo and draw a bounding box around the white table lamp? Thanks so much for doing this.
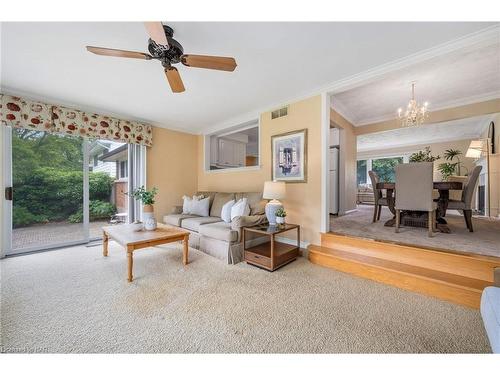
[263,181,286,226]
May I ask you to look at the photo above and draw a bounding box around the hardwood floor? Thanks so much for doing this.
[308,232,500,308]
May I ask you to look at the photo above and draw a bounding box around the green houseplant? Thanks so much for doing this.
[409,147,440,163]
[275,207,287,225]
[438,149,469,181]
[128,186,158,230]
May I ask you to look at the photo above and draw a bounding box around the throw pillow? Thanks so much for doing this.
[230,198,250,221]
[221,200,236,223]
[190,196,210,217]
[182,194,205,214]
[182,195,193,214]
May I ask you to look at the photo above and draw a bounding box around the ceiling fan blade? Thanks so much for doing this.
[181,54,237,72]
[165,67,185,93]
[144,22,169,47]
[86,46,152,60]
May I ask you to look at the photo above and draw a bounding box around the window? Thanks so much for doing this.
[357,160,367,185]
[205,121,259,171]
[119,160,128,179]
[93,155,99,167]
[371,157,403,182]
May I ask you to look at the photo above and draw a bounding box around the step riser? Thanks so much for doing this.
[322,233,499,282]
[309,251,482,309]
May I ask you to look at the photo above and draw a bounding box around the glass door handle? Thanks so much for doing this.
[5,187,13,201]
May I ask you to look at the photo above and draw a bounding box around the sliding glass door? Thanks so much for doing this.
[3,127,143,256]
[8,128,87,253]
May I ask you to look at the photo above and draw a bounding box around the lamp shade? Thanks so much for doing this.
[466,139,486,158]
[263,181,286,200]
[465,148,482,158]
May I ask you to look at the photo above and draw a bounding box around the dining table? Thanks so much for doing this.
[376,181,463,233]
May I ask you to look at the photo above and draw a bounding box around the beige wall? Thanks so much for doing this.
[147,127,198,222]
[489,154,500,217]
[355,99,500,136]
[357,139,476,181]
[198,95,323,245]
[330,108,357,213]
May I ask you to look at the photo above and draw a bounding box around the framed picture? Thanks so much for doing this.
[271,129,307,183]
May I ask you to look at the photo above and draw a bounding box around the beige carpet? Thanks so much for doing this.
[0,242,491,353]
[331,205,500,258]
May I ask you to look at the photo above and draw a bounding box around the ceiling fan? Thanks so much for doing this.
[86,22,237,93]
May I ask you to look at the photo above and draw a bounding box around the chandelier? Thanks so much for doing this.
[397,83,429,127]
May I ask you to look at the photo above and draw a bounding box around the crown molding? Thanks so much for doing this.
[355,91,500,127]
[330,97,358,126]
[197,25,500,135]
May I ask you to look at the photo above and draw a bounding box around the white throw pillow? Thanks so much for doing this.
[190,196,210,217]
[182,194,205,214]
[182,195,193,214]
[230,198,250,221]
[221,200,236,223]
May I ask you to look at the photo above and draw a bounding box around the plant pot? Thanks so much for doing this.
[276,216,285,225]
[143,205,157,230]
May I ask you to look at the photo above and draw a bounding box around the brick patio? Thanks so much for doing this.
[13,220,110,250]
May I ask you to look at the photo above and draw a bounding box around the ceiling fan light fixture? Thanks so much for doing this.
[85,23,237,94]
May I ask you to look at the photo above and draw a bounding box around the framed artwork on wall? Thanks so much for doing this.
[271,129,307,183]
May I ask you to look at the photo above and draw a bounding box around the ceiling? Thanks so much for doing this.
[332,41,500,126]
[1,22,497,133]
[357,115,494,152]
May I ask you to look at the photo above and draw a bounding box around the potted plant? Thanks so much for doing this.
[409,147,440,163]
[437,162,457,181]
[129,186,158,230]
[443,148,468,176]
[438,149,470,181]
[275,207,287,225]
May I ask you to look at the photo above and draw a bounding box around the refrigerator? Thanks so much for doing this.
[329,147,339,214]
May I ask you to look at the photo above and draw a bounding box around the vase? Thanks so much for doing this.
[143,204,157,231]
[276,216,285,225]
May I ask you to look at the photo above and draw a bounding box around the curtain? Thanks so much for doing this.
[127,144,147,223]
[1,94,153,147]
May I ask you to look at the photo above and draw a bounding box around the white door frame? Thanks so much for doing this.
[2,127,13,257]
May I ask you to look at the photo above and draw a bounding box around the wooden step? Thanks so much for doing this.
[308,244,495,309]
[322,232,500,283]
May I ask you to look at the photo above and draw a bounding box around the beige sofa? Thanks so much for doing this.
[163,191,268,264]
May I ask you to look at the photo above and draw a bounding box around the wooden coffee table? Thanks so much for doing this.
[102,223,190,282]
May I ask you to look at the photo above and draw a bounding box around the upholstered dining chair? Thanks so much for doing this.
[395,162,437,237]
[447,165,482,232]
[368,170,388,223]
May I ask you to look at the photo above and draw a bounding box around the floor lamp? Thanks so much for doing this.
[466,138,491,217]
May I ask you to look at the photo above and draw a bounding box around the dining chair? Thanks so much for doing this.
[395,162,436,237]
[368,171,388,223]
[447,165,482,232]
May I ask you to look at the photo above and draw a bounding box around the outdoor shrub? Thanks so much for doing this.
[13,206,48,228]
[14,168,115,224]
[68,200,117,223]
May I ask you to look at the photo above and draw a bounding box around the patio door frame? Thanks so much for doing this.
[2,126,90,256]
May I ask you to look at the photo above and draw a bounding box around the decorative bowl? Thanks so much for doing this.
[130,221,144,232]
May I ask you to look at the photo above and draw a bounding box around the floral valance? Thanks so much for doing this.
[0,94,152,146]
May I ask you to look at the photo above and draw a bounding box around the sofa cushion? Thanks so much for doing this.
[481,286,500,353]
[181,216,223,232]
[199,221,239,243]
[236,192,266,215]
[210,192,236,217]
[164,214,198,227]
